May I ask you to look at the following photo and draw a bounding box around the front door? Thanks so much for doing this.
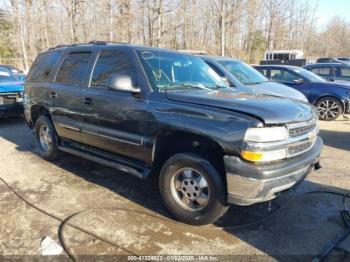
[81,49,152,163]
[270,68,310,96]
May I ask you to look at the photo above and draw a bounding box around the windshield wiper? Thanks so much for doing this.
[245,81,266,85]
[169,83,212,91]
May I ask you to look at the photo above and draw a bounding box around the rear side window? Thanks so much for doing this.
[312,66,331,76]
[56,52,92,86]
[336,67,350,78]
[27,51,61,81]
[90,50,135,88]
[318,67,331,76]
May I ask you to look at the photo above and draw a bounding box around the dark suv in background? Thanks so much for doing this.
[24,42,323,225]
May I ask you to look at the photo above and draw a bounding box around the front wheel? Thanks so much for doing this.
[316,97,343,121]
[159,153,229,225]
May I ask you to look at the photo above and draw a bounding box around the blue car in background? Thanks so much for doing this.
[0,66,24,118]
[303,63,350,83]
[199,55,308,102]
[0,64,27,81]
[254,65,350,120]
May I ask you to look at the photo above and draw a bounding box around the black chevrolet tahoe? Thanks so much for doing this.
[24,42,323,225]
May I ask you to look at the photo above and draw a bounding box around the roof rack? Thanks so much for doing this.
[177,50,208,55]
[48,40,129,50]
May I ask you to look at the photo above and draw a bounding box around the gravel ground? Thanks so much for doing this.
[0,117,349,260]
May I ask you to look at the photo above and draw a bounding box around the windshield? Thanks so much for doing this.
[219,60,268,85]
[137,50,227,91]
[0,70,17,83]
[293,68,327,82]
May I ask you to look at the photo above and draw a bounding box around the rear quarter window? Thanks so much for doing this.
[27,51,61,81]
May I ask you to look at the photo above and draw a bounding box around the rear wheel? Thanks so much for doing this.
[316,97,343,121]
[159,153,228,225]
[35,115,59,160]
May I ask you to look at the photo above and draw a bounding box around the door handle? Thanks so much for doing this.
[84,97,92,105]
[49,92,57,98]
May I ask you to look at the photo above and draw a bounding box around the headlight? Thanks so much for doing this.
[242,126,289,162]
[241,122,318,163]
[244,126,288,142]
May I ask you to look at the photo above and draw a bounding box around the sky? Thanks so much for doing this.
[313,0,350,26]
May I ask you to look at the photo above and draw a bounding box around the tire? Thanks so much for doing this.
[35,115,59,160]
[316,97,343,121]
[159,153,229,225]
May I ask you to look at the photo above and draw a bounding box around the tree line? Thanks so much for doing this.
[0,0,349,71]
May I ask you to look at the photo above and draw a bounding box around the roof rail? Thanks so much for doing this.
[48,43,87,50]
[88,40,129,45]
[48,40,130,50]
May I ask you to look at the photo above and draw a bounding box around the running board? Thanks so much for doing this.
[58,146,150,179]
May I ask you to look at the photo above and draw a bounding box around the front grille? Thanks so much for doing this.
[0,93,19,105]
[288,141,312,155]
[289,122,316,137]
[286,119,318,157]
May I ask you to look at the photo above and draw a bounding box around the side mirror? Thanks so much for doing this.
[293,79,304,84]
[107,73,141,93]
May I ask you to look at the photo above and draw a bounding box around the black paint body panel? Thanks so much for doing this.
[24,44,317,169]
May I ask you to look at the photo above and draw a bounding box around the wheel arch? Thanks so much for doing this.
[152,130,227,184]
[30,104,52,127]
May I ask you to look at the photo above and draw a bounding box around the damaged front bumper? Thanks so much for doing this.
[224,136,323,206]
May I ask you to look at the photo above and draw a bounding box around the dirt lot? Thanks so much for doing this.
[0,117,349,260]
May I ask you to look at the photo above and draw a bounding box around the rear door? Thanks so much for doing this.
[80,48,151,163]
[50,51,93,143]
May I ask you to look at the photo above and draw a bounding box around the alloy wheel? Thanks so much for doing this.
[170,167,210,211]
[39,125,52,152]
[317,99,341,120]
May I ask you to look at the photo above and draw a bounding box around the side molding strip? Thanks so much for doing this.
[82,129,142,147]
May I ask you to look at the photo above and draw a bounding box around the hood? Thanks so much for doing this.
[167,89,316,125]
[0,81,24,93]
[246,81,308,102]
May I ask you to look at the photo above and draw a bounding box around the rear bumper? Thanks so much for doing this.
[224,136,323,206]
[0,103,23,118]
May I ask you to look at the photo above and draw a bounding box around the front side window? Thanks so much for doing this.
[137,50,227,91]
[27,51,61,81]
[91,50,135,87]
[220,60,268,85]
[256,69,268,77]
[270,69,303,82]
[56,52,92,86]
[293,68,326,82]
